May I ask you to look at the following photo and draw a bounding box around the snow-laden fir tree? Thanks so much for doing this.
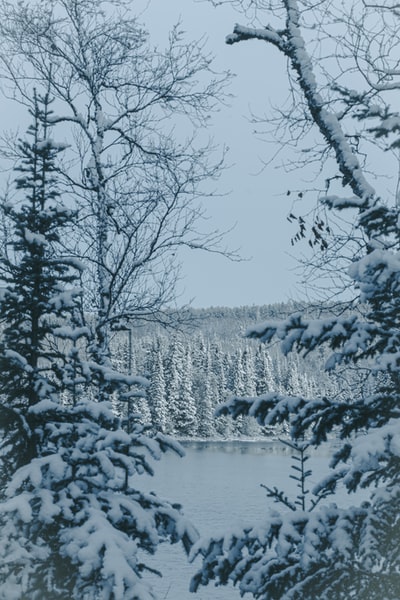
[0,399,199,600]
[195,347,216,438]
[190,333,209,415]
[191,1,400,598]
[239,346,260,437]
[147,341,168,433]
[0,88,89,496]
[174,347,197,437]
[163,336,185,435]
[241,347,257,397]
[231,346,259,436]
[0,93,198,600]
[255,345,275,396]
[210,342,235,437]
[0,91,85,410]
[231,348,247,398]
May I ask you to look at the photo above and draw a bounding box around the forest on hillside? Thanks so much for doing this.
[108,304,347,438]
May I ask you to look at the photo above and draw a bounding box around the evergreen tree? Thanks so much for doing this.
[0,401,198,599]
[210,341,229,404]
[196,348,216,438]
[231,348,247,397]
[148,342,168,432]
[285,357,303,396]
[255,345,275,396]
[163,336,185,435]
[0,90,84,409]
[242,346,257,396]
[191,333,208,408]
[211,342,234,438]
[240,346,260,437]
[174,347,197,437]
[230,347,259,436]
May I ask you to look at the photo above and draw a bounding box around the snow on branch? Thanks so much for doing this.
[245,313,379,365]
[0,398,199,599]
[226,0,376,205]
[190,501,370,598]
[226,23,285,48]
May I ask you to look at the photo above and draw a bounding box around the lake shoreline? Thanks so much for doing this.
[177,437,341,456]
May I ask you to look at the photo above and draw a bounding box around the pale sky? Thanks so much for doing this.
[139,0,309,308]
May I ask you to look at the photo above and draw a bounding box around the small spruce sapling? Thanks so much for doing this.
[261,439,329,513]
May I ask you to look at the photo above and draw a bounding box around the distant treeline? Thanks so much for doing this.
[109,303,341,438]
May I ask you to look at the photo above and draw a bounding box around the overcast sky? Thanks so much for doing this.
[139,0,309,308]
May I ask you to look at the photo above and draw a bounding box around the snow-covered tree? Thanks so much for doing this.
[0,0,231,399]
[242,346,257,397]
[255,345,275,396]
[163,336,185,435]
[175,347,198,437]
[161,338,198,436]
[191,1,400,597]
[210,342,235,437]
[191,333,208,404]
[231,348,247,398]
[196,347,216,438]
[0,400,198,599]
[209,341,228,403]
[0,90,86,410]
[239,346,260,436]
[231,346,259,436]
[147,340,168,432]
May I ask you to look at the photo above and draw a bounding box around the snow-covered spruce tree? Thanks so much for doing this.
[0,400,198,600]
[211,342,234,437]
[0,91,84,410]
[230,346,260,436]
[196,347,216,438]
[0,95,198,600]
[164,338,197,437]
[191,1,400,598]
[255,345,275,396]
[147,340,168,433]
[239,346,260,437]
[162,337,183,436]
[0,0,232,402]
[175,348,198,437]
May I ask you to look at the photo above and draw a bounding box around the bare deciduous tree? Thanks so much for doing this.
[210,0,400,301]
[0,0,232,397]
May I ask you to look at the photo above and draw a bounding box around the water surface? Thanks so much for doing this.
[139,440,360,599]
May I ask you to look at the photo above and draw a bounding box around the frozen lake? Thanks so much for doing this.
[138,440,364,600]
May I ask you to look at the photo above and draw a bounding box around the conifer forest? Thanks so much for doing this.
[109,305,337,439]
